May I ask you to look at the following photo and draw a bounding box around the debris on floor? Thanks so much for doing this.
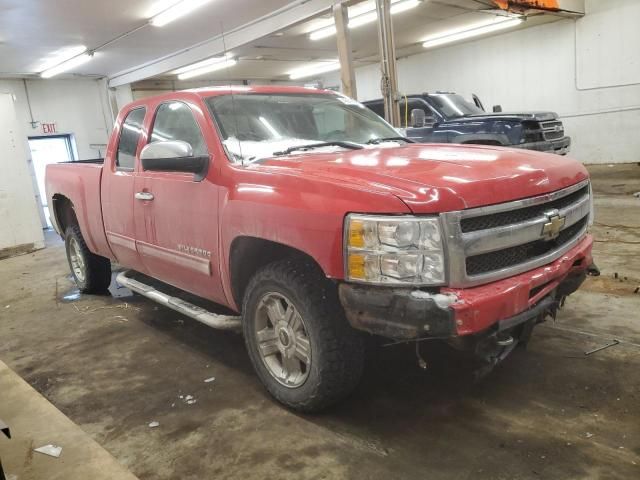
[72,303,140,315]
[148,421,160,428]
[584,339,620,356]
[34,444,63,458]
[585,432,594,439]
[204,376,215,383]
[178,394,197,405]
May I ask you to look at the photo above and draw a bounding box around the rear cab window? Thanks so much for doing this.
[116,107,146,170]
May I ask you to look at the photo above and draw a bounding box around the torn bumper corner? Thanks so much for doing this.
[338,284,457,339]
[339,236,594,341]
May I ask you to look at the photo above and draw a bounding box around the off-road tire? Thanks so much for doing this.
[64,225,111,293]
[243,258,365,413]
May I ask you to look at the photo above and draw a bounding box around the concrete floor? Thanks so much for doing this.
[0,360,138,480]
[0,164,638,480]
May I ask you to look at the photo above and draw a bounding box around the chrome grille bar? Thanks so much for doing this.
[540,120,564,141]
[463,194,590,256]
[441,180,591,288]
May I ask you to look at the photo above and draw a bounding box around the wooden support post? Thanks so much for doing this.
[375,0,401,127]
[333,3,358,100]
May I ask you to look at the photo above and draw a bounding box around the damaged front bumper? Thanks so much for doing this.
[339,235,594,346]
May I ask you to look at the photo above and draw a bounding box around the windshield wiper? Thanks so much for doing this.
[366,136,416,145]
[273,141,363,156]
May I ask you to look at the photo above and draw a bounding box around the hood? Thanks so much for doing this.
[451,111,559,123]
[255,144,588,213]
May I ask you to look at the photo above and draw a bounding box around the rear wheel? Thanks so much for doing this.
[243,259,365,412]
[64,225,111,293]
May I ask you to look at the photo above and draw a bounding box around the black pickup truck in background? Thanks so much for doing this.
[364,92,571,155]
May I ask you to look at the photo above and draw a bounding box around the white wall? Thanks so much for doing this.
[0,78,112,160]
[112,83,133,114]
[321,0,640,164]
[0,93,45,254]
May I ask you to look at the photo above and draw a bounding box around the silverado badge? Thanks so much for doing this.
[541,209,566,240]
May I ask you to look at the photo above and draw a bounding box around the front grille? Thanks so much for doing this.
[441,180,592,287]
[461,185,589,233]
[541,120,564,141]
[466,216,588,276]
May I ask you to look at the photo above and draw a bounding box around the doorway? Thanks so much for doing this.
[28,135,75,228]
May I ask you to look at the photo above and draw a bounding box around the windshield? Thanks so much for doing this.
[428,93,484,118]
[205,93,400,163]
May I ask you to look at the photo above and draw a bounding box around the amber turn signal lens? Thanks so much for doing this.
[347,253,366,280]
[348,219,365,248]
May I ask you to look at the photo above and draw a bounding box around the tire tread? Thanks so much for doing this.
[65,225,111,294]
[243,258,364,412]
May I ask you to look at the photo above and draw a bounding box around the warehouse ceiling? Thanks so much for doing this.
[0,0,576,83]
[213,1,562,81]
[0,0,292,76]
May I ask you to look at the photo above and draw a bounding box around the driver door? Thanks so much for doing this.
[134,100,225,304]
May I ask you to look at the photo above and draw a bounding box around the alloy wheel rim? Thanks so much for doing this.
[69,238,86,283]
[254,292,312,388]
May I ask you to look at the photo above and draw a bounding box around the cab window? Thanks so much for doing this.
[149,102,207,156]
[365,101,385,118]
[116,107,146,169]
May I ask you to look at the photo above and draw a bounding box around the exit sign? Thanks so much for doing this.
[42,122,57,134]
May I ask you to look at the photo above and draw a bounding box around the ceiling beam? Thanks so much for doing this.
[108,0,338,87]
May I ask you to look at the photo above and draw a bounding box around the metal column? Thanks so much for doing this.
[375,0,401,126]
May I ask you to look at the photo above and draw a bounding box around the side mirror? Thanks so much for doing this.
[410,108,425,128]
[140,140,208,181]
[492,105,503,113]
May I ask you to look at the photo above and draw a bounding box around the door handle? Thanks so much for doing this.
[135,192,154,201]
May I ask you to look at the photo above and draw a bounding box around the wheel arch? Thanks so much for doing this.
[462,139,503,146]
[453,133,510,146]
[229,236,326,311]
[51,194,79,236]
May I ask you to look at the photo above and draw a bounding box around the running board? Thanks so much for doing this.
[116,271,241,331]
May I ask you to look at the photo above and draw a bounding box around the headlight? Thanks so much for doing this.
[345,214,446,285]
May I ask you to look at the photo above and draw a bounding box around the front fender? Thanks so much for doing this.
[217,166,411,307]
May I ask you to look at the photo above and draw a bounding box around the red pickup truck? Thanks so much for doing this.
[46,86,596,412]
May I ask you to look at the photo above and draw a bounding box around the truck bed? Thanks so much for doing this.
[45,162,112,259]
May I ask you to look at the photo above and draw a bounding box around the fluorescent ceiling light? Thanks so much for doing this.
[422,17,523,49]
[348,10,378,29]
[36,45,87,72]
[177,58,237,80]
[309,25,337,41]
[390,0,421,14]
[149,0,212,27]
[41,50,93,78]
[172,53,233,75]
[308,0,421,41]
[288,62,340,80]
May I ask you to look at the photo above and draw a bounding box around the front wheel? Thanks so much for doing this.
[243,259,365,412]
[64,225,111,293]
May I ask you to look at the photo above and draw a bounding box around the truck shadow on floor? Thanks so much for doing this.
[40,273,639,479]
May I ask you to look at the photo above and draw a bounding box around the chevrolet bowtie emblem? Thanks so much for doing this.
[541,210,566,240]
